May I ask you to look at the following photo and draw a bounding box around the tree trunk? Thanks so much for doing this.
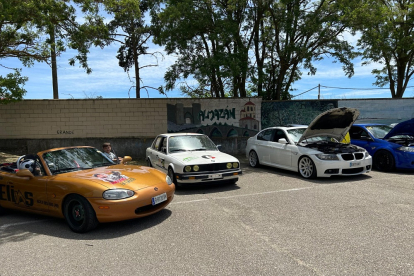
[50,28,59,99]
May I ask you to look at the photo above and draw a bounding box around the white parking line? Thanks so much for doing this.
[171,187,313,204]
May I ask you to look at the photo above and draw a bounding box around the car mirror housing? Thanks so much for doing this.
[122,156,132,164]
[278,138,289,144]
[216,145,222,151]
[16,169,34,179]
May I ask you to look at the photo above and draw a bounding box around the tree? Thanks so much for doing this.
[0,0,108,100]
[152,0,260,98]
[256,0,356,100]
[105,0,162,98]
[152,0,356,100]
[348,0,414,98]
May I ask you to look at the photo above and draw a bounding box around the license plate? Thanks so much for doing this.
[350,162,361,167]
[208,173,222,179]
[152,193,167,205]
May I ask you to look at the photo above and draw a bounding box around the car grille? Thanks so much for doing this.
[197,163,238,172]
[341,153,364,161]
[342,167,364,174]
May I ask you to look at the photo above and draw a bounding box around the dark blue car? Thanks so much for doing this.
[350,119,414,171]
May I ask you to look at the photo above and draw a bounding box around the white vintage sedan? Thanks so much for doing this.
[146,133,242,185]
[246,107,372,178]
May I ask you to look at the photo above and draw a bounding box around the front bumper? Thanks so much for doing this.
[313,156,372,177]
[88,186,175,223]
[175,169,242,184]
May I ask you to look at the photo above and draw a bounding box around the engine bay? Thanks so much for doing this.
[300,140,365,154]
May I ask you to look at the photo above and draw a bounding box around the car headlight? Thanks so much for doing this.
[233,162,239,168]
[184,166,192,172]
[227,163,232,169]
[166,175,173,185]
[364,151,371,158]
[103,189,135,200]
[193,165,199,172]
[397,146,414,152]
[315,154,339,160]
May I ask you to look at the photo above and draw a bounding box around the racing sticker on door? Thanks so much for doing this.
[0,183,34,207]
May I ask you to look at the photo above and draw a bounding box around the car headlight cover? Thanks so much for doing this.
[103,189,135,200]
[166,175,173,185]
[193,165,199,172]
[315,154,339,160]
[397,146,414,152]
[184,166,192,172]
[233,162,239,168]
[226,163,232,169]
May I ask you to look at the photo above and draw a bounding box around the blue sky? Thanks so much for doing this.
[2,34,412,100]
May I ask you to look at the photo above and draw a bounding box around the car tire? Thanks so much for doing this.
[0,204,6,215]
[63,194,99,233]
[147,158,152,167]
[298,156,317,179]
[168,167,178,186]
[249,150,260,168]
[374,150,395,172]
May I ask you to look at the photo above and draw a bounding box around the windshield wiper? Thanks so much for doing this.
[170,149,188,152]
[53,167,91,174]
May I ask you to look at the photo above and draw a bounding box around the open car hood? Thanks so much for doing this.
[298,107,360,143]
[384,118,414,139]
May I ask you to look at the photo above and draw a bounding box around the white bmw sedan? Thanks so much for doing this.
[246,107,372,178]
[146,133,242,185]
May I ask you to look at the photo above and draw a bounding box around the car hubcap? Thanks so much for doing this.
[71,203,84,222]
[250,152,257,166]
[299,158,313,177]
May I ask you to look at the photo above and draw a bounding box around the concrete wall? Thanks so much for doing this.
[1,97,414,158]
[0,98,257,158]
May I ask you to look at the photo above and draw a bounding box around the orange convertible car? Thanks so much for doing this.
[0,146,175,233]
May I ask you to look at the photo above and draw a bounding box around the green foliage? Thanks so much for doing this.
[347,0,414,98]
[0,70,27,104]
[152,0,356,100]
[0,0,108,101]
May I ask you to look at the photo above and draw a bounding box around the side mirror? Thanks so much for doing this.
[278,138,289,144]
[217,145,222,151]
[122,156,132,164]
[360,136,373,141]
[16,169,34,179]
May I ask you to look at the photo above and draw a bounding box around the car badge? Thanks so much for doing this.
[154,187,158,191]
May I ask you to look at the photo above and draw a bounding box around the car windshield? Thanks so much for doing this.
[168,135,218,152]
[287,128,306,143]
[42,147,115,175]
[287,128,340,144]
[366,125,393,139]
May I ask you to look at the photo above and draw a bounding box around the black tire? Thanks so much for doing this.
[63,194,99,233]
[249,150,260,168]
[168,167,178,186]
[147,158,152,167]
[298,156,317,179]
[374,150,395,172]
[0,204,7,215]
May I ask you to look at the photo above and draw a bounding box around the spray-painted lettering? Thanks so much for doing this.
[199,107,236,121]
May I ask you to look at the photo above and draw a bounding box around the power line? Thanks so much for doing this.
[291,84,414,98]
[291,85,318,98]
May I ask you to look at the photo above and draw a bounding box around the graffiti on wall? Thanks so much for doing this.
[261,100,338,129]
[167,100,261,137]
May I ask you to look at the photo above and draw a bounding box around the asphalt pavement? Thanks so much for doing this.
[1,158,414,276]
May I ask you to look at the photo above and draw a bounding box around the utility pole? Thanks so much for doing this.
[318,84,320,99]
